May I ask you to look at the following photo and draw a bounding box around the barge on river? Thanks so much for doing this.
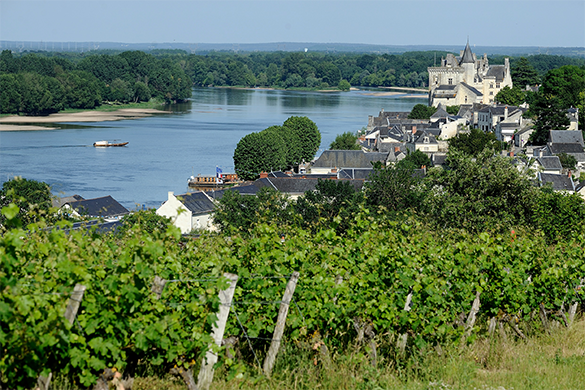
[188,173,241,188]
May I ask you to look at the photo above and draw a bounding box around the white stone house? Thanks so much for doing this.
[156,191,216,234]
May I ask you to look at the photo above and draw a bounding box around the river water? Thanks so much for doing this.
[0,87,426,209]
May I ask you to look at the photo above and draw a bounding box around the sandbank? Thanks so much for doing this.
[0,108,168,131]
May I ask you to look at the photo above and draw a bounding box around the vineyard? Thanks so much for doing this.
[1,206,585,390]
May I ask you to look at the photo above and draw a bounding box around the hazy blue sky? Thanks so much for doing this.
[1,0,583,47]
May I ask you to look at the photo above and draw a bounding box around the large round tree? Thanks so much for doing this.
[282,116,321,164]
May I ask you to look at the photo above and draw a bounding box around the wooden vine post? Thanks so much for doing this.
[262,271,300,377]
[196,273,239,390]
[396,290,412,355]
[37,284,87,390]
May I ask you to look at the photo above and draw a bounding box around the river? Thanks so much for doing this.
[0,87,426,209]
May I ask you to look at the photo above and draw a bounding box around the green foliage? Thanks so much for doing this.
[532,189,585,243]
[233,117,320,180]
[0,177,52,228]
[117,209,172,236]
[446,105,460,115]
[363,164,425,212]
[212,187,295,233]
[495,85,526,106]
[397,149,431,170]
[448,128,502,157]
[511,57,540,88]
[423,149,536,232]
[0,208,227,389]
[557,152,577,169]
[408,104,437,119]
[293,179,364,233]
[282,116,321,164]
[529,94,570,145]
[329,131,361,150]
[337,79,351,91]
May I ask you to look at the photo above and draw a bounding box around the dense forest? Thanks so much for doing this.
[2,49,584,116]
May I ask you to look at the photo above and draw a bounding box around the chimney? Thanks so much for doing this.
[413,125,417,133]
[259,171,268,179]
[568,170,572,179]
[168,191,174,200]
[331,167,338,174]
[504,106,508,120]
[395,146,400,153]
[510,150,514,157]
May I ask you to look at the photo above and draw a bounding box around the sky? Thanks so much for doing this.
[1,0,584,48]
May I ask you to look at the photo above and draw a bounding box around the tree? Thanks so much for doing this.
[0,177,52,227]
[329,131,361,150]
[557,152,577,169]
[233,127,287,181]
[495,86,526,106]
[448,128,502,156]
[539,65,585,110]
[446,105,460,115]
[511,57,539,88]
[364,163,425,212]
[423,149,536,232]
[397,149,431,170]
[282,116,321,164]
[117,209,172,236]
[213,187,295,233]
[408,104,437,119]
[338,79,351,91]
[532,188,585,243]
[294,179,364,233]
[529,94,570,145]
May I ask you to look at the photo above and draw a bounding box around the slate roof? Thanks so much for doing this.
[549,130,584,147]
[486,65,506,81]
[431,154,447,166]
[460,82,483,96]
[65,196,129,218]
[312,150,387,169]
[539,173,575,191]
[430,104,449,119]
[548,143,585,154]
[536,156,562,170]
[52,194,84,208]
[338,168,375,180]
[175,192,215,215]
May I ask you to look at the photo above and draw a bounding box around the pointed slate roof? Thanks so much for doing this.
[460,41,475,64]
[175,192,215,216]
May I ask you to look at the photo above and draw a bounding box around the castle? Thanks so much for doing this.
[427,41,513,107]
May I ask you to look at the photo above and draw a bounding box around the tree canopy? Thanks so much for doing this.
[448,128,502,156]
[329,131,361,150]
[233,117,321,180]
[0,177,52,227]
[408,104,437,119]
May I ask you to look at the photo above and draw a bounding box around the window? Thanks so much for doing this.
[465,96,468,103]
[448,78,453,85]
[496,82,500,88]
[490,83,494,89]
[423,137,430,144]
[489,91,493,96]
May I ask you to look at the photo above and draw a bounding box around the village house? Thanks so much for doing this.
[310,150,388,174]
[156,191,216,234]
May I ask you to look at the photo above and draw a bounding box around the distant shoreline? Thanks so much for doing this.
[0,108,169,131]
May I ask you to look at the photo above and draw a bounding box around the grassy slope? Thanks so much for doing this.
[52,318,585,390]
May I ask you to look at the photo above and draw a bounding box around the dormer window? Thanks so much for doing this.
[448,78,453,85]
[423,136,430,144]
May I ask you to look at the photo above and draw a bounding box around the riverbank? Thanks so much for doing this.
[0,108,169,131]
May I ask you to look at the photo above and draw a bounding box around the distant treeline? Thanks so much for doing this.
[2,49,584,115]
[0,50,192,115]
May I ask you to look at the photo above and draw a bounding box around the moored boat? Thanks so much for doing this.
[188,172,241,188]
[93,141,129,147]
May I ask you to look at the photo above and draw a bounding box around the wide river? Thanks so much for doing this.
[0,87,426,209]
